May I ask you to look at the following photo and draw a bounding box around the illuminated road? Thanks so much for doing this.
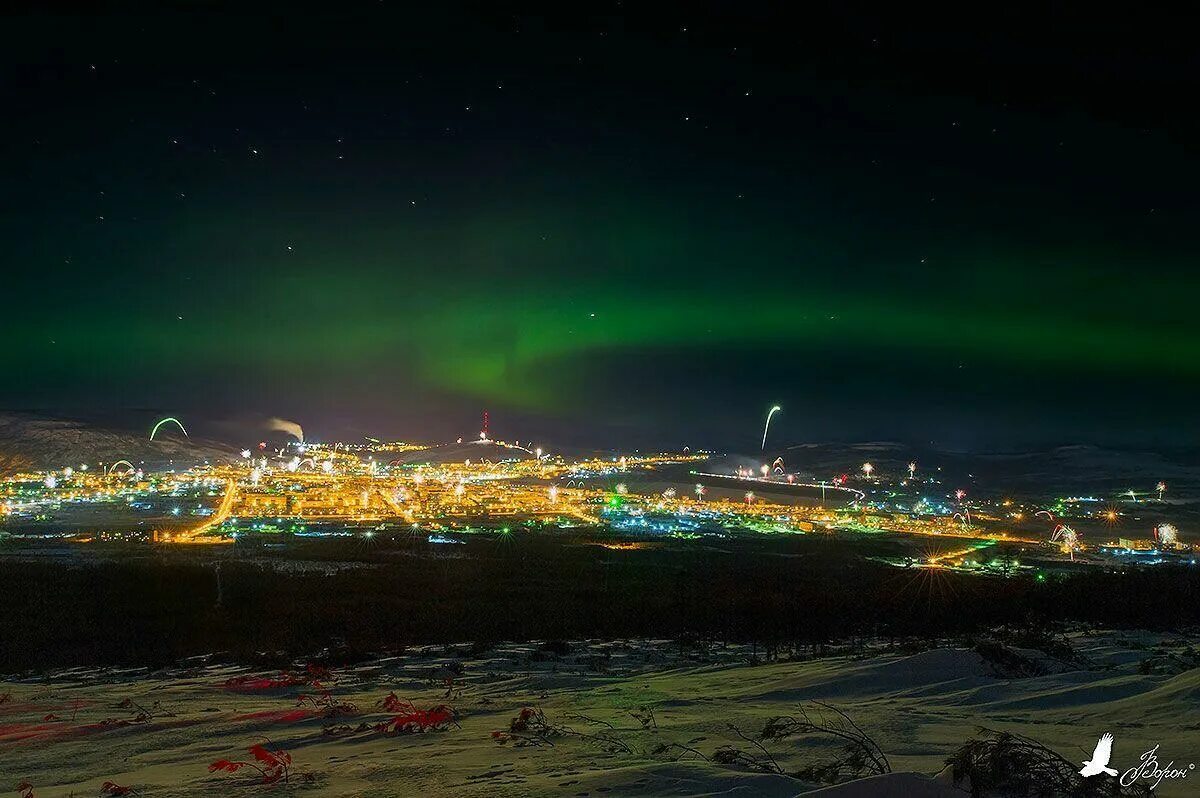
[689,470,867,502]
[175,479,237,544]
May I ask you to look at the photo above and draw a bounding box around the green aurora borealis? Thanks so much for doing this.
[3,5,1198,447]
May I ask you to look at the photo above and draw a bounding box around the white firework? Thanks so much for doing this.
[1051,524,1081,559]
[1059,527,1079,550]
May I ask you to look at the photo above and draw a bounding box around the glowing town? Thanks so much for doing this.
[0,412,1189,576]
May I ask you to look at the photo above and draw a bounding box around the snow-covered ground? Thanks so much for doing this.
[3,632,1197,796]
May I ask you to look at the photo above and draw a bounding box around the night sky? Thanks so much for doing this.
[3,4,1198,450]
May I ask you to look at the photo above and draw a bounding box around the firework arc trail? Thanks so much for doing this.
[761,405,781,451]
[149,417,188,441]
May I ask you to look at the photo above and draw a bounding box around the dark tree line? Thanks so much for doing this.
[2,535,1198,671]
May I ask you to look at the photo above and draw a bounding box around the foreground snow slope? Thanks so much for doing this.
[3,632,1196,797]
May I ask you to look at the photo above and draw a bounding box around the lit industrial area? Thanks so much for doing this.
[2,415,1190,578]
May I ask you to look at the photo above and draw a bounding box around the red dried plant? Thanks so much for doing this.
[209,742,292,785]
[372,694,456,734]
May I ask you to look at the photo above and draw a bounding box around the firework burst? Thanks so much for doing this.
[1155,523,1178,547]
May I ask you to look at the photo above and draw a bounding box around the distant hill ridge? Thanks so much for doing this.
[0,413,234,475]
